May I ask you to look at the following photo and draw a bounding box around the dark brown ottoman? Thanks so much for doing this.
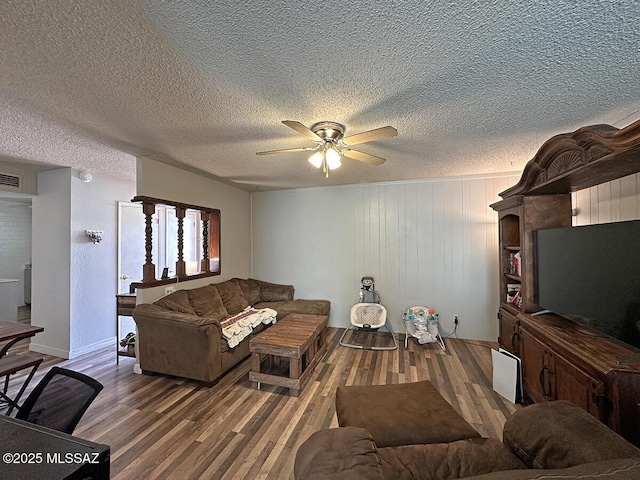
[336,380,480,447]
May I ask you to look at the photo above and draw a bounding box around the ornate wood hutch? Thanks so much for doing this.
[490,119,640,446]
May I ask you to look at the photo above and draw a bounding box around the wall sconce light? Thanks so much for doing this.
[85,230,103,244]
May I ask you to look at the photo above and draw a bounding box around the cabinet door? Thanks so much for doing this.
[550,351,606,421]
[499,308,520,355]
[520,327,549,403]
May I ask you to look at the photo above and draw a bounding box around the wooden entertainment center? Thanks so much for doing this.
[490,119,640,446]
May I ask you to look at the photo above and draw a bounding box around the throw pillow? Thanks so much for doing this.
[154,290,197,315]
[234,278,261,305]
[187,285,228,321]
[254,279,295,302]
[215,279,250,314]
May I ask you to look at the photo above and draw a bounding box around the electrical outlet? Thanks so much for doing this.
[165,286,176,295]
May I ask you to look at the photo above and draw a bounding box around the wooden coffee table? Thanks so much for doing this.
[249,313,328,396]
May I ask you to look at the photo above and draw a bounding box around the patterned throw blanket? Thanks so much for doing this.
[220,306,278,348]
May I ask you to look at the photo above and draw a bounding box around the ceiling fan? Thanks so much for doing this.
[257,121,398,177]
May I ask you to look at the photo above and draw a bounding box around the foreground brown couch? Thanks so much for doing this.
[295,381,640,480]
[133,278,330,385]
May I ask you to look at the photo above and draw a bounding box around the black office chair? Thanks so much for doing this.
[15,366,103,434]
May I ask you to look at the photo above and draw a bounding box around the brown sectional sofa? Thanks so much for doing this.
[132,278,330,385]
[295,382,640,480]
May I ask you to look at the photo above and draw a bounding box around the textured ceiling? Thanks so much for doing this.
[1,0,639,191]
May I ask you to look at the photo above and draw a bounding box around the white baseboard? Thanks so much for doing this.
[30,336,116,359]
[69,337,116,358]
[30,343,70,359]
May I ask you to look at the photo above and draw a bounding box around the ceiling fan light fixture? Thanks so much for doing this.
[308,151,323,168]
[325,147,341,170]
[258,120,396,177]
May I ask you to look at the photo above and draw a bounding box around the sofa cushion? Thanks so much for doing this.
[464,458,640,480]
[215,279,250,314]
[187,285,228,320]
[254,279,295,302]
[133,304,221,327]
[153,290,197,315]
[235,278,262,305]
[503,400,640,470]
[254,299,330,320]
[378,437,526,480]
[336,380,480,448]
[294,427,384,480]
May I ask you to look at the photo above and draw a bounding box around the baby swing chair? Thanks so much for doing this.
[404,306,446,350]
[339,276,398,350]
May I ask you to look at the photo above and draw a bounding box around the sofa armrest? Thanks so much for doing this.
[503,400,640,469]
[294,427,385,480]
[132,304,223,383]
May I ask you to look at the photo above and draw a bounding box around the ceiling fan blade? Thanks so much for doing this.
[282,120,323,142]
[256,147,316,155]
[342,126,398,146]
[341,149,386,166]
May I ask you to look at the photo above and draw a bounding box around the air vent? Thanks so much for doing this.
[0,172,22,190]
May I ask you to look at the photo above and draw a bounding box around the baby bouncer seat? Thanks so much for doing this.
[404,306,446,350]
[339,276,398,351]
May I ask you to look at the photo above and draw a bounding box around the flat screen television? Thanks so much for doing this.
[535,219,640,350]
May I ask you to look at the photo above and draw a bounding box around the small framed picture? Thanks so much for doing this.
[161,267,169,279]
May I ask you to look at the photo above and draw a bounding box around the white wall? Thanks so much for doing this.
[0,201,32,305]
[0,161,38,196]
[573,172,640,225]
[70,171,137,355]
[31,168,136,358]
[135,157,251,303]
[32,168,72,355]
[251,174,519,341]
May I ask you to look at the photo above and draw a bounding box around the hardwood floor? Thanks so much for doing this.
[3,308,521,479]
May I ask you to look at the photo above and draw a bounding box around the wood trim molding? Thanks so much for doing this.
[499,119,640,199]
[130,271,220,290]
[131,196,221,214]
[130,196,221,288]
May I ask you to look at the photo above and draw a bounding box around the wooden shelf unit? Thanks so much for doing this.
[116,293,136,363]
[495,194,571,313]
[490,119,640,446]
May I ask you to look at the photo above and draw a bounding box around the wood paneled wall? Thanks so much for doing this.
[573,172,640,225]
[251,174,519,341]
